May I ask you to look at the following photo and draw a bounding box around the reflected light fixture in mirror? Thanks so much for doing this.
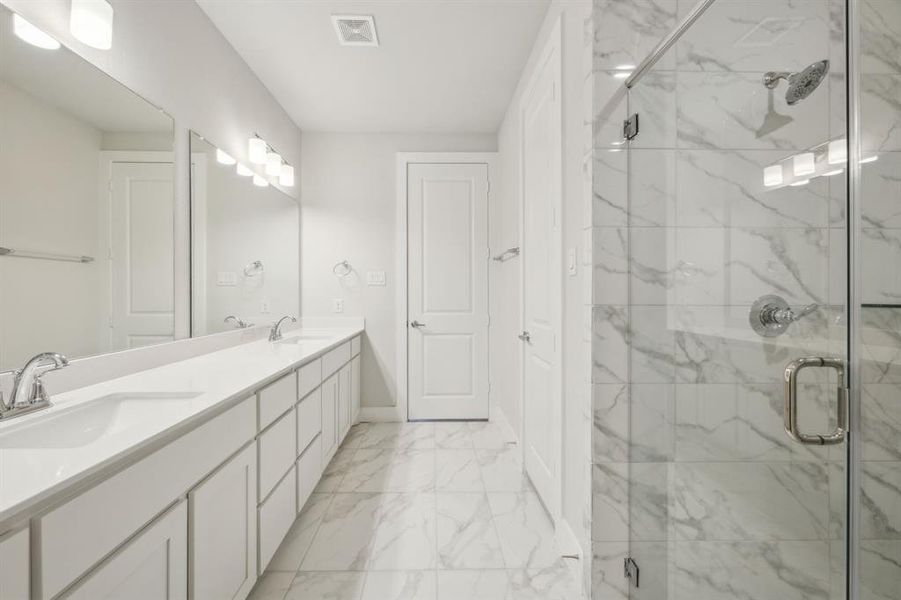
[279,165,295,187]
[249,137,267,164]
[216,149,236,165]
[266,152,282,176]
[236,163,253,177]
[13,15,60,49]
[253,174,269,187]
[70,0,113,50]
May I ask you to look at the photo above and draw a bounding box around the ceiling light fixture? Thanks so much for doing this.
[236,163,253,177]
[70,0,113,50]
[279,165,295,187]
[12,14,60,49]
[216,149,236,165]
[248,137,267,165]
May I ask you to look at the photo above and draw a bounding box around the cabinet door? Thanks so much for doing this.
[338,364,351,439]
[66,501,187,600]
[351,355,361,423]
[0,527,29,600]
[189,444,257,600]
[320,374,338,465]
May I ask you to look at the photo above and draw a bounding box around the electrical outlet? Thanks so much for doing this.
[333,298,344,313]
[260,298,271,314]
[366,270,387,286]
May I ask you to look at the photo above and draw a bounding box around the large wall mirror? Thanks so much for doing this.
[190,132,299,336]
[0,6,175,372]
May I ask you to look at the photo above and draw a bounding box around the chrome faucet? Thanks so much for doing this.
[749,295,819,337]
[1,352,69,420]
[224,315,254,329]
[269,315,297,342]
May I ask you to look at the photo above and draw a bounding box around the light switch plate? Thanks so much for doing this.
[260,298,271,314]
[333,299,344,313]
[366,271,387,286]
[217,271,237,286]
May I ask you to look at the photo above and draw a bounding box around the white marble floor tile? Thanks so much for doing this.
[285,572,366,600]
[268,494,333,571]
[367,493,438,570]
[488,492,564,569]
[338,449,435,493]
[435,423,474,449]
[468,422,514,449]
[248,571,294,600]
[476,448,529,492]
[301,493,381,571]
[436,570,512,600]
[357,423,435,451]
[317,446,357,493]
[508,567,582,600]
[437,493,506,569]
[436,450,484,492]
[360,571,437,600]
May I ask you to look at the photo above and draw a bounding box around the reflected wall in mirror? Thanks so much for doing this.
[190,132,299,336]
[0,6,175,372]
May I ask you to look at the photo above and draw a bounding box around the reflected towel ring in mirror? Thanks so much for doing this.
[333,260,353,277]
[243,260,264,277]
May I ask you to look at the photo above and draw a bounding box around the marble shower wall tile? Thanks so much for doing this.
[861,384,901,461]
[861,74,901,151]
[593,0,677,71]
[593,227,629,304]
[861,0,901,75]
[862,228,901,303]
[861,152,901,228]
[591,541,629,600]
[591,305,629,383]
[592,383,629,463]
[861,462,901,540]
[859,539,901,600]
[591,462,629,542]
[630,149,676,226]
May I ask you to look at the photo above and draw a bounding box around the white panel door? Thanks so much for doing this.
[520,40,562,517]
[109,161,175,349]
[408,163,489,420]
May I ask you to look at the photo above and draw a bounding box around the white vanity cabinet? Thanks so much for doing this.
[338,364,352,439]
[65,501,188,600]
[351,355,361,423]
[189,443,257,600]
[320,373,339,465]
[0,527,29,600]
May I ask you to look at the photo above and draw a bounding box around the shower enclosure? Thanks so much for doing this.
[591,0,900,597]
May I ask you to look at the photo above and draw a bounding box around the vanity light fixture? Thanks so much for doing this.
[236,163,253,177]
[216,149,236,165]
[823,169,844,177]
[613,64,634,79]
[828,139,847,165]
[279,165,295,187]
[763,165,783,187]
[860,155,879,164]
[70,0,113,50]
[249,137,268,165]
[792,152,816,177]
[13,15,60,50]
[266,152,282,176]
[790,179,810,187]
[252,174,269,187]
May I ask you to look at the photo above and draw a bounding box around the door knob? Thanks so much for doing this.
[410,320,426,329]
[518,331,531,342]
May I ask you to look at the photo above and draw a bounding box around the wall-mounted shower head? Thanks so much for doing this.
[763,59,829,106]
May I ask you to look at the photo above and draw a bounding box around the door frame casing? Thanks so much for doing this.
[374,152,498,424]
[518,16,564,522]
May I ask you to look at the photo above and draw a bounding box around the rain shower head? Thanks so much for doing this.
[763,59,830,106]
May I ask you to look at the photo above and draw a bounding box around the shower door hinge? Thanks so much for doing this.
[623,113,639,141]
[624,557,640,588]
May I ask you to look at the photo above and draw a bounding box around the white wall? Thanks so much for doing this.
[300,133,496,409]
[492,0,593,586]
[2,0,303,340]
[0,81,105,371]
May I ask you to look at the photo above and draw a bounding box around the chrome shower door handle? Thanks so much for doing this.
[410,320,426,329]
[518,331,531,343]
[783,357,848,445]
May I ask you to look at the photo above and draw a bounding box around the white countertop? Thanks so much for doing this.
[0,327,362,528]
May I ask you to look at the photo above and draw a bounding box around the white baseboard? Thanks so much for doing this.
[359,406,404,422]
[489,404,518,443]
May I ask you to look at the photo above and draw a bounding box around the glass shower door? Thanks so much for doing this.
[624,1,848,598]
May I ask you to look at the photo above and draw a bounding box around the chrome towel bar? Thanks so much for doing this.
[0,246,94,263]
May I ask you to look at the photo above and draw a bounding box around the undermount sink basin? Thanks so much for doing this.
[0,392,202,450]
[277,333,333,344]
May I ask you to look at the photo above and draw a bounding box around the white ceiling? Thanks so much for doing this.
[196,0,550,133]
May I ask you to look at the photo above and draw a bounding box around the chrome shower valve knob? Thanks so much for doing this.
[749,294,818,337]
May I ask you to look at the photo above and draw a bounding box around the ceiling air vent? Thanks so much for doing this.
[332,15,379,47]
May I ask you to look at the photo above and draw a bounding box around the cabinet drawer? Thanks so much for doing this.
[36,397,254,600]
[258,372,297,431]
[321,342,351,378]
[258,469,296,574]
[258,408,297,500]
[296,435,322,514]
[351,336,361,357]
[0,527,29,600]
[297,359,322,400]
[297,387,322,454]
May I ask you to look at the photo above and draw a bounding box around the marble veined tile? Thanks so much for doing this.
[630,384,675,462]
[861,74,901,152]
[629,149,677,227]
[360,571,436,600]
[436,449,484,492]
[591,542,629,600]
[862,384,901,461]
[859,540,901,600]
[301,493,437,571]
[861,152,901,229]
[436,493,506,569]
[508,566,582,600]
[268,493,333,571]
[488,492,563,569]
[435,422,474,449]
[248,571,294,600]
[862,228,901,304]
[592,384,629,463]
[285,572,366,600]
[630,71,677,150]
[861,0,901,75]
[593,0,677,72]
[861,462,901,540]
[476,447,531,492]
[591,306,629,384]
[672,541,831,600]
[468,421,514,449]
[436,570,511,600]
[672,462,830,541]
[593,227,629,305]
[316,445,357,493]
[355,423,435,451]
[337,449,435,493]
